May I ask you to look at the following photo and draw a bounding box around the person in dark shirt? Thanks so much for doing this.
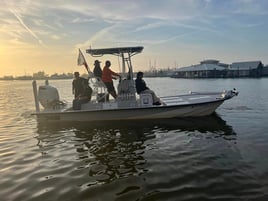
[73,78,93,110]
[135,71,161,105]
[72,72,84,98]
[93,60,102,81]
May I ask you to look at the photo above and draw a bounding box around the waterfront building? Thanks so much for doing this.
[228,61,263,78]
[263,65,268,77]
[171,60,265,78]
[171,59,228,78]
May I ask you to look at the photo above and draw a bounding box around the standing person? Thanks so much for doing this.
[135,71,161,105]
[93,60,102,81]
[73,79,93,110]
[72,72,84,98]
[102,60,121,99]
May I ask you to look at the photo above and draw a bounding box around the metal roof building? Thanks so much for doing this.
[228,61,263,77]
[178,64,226,72]
[171,60,264,78]
[171,60,227,78]
[230,61,263,70]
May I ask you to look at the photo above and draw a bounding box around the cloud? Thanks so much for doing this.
[5,1,45,46]
[1,0,268,76]
[76,23,122,49]
[232,0,268,15]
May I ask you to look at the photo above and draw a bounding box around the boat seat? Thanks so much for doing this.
[139,93,153,106]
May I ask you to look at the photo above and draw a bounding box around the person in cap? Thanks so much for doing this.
[102,60,121,99]
[135,71,161,105]
[93,60,102,81]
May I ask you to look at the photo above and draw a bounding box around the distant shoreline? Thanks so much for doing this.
[1,67,268,80]
[0,77,73,81]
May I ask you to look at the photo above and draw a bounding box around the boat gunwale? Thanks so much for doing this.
[32,98,225,116]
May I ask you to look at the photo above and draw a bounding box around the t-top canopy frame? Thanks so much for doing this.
[86,46,144,80]
[86,46,143,57]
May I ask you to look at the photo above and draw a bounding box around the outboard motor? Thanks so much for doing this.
[38,81,60,109]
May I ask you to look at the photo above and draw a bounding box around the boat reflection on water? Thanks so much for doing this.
[36,113,236,183]
[36,113,236,138]
[34,114,241,200]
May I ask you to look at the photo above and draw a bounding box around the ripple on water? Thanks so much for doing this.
[1,78,268,201]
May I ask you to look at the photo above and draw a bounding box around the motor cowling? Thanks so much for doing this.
[38,85,60,109]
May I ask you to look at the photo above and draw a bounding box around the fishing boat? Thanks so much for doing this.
[32,46,238,122]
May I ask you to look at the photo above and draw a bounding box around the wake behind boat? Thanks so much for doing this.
[31,46,238,122]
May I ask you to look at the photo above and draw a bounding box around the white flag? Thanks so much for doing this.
[77,49,89,72]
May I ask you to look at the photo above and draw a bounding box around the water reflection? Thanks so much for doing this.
[32,116,268,201]
[36,113,235,136]
[35,114,236,184]
[75,126,149,184]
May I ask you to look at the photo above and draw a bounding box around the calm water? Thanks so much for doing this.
[0,78,268,201]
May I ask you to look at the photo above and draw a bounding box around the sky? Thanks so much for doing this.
[1,0,268,76]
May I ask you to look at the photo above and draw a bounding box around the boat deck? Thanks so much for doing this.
[161,92,223,106]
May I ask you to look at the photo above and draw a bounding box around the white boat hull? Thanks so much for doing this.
[34,99,224,122]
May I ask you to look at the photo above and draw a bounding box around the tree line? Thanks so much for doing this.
[0,71,84,80]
